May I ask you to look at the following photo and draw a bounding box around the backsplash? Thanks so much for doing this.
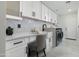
[6,18,54,34]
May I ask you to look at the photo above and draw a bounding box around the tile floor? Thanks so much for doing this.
[47,39,79,57]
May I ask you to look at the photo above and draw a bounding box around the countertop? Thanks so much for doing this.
[6,31,48,41]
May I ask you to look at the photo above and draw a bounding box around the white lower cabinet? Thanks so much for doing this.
[29,36,36,43]
[6,36,36,57]
[46,38,50,52]
[6,38,27,57]
[46,38,52,53]
[6,46,26,57]
[46,32,53,53]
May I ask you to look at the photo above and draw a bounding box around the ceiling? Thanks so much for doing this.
[42,1,79,15]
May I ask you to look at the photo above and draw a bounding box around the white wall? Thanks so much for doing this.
[77,8,79,40]
[0,2,6,56]
[57,11,77,39]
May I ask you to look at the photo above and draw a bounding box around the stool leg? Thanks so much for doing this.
[28,48,30,57]
[43,49,46,56]
[36,52,38,57]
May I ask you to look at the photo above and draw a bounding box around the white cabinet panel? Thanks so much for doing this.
[6,1,20,16]
[45,5,49,21]
[42,4,49,21]
[6,46,26,57]
[46,32,53,53]
[42,4,45,21]
[29,36,36,43]
[32,1,42,20]
[25,37,29,45]
[6,38,26,50]
[22,1,32,18]
[48,9,52,22]
[52,12,57,24]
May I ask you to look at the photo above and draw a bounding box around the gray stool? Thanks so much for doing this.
[28,34,47,57]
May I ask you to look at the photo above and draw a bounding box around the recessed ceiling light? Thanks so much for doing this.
[68,9,72,12]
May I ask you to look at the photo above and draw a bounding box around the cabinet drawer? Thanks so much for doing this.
[29,36,36,43]
[25,37,29,45]
[6,46,26,57]
[6,38,25,50]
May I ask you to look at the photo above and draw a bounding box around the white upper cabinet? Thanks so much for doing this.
[32,1,42,20]
[52,12,57,24]
[42,4,49,21]
[22,1,32,18]
[42,4,45,21]
[49,9,57,24]
[45,5,49,21]
[22,1,42,20]
[6,1,57,23]
[48,9,52,22]
[6,1,20,16]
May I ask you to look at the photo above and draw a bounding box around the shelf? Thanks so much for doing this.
[22,16,57,25]
[6,14,57,26]
[6,14,22,21]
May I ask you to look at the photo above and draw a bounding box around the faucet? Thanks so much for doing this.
[42,24,47,31]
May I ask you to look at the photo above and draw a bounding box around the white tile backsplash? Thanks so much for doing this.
[6,18,53,34]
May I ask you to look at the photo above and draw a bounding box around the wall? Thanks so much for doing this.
[6,18,54,34]
[77,8,79,40]
[0,2,6,57]
[57,11,77,39]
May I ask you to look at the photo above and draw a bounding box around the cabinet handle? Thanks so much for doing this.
[32,11,36,17]
[14,41,23,45]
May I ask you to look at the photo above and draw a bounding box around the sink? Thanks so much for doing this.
[44,28,53,32]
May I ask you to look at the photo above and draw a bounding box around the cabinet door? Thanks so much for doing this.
[46,38,50,52]
[52,12,57,24]
[45,5,49,21]
[6,1,20,16]
[54,13,57,24]
[20,1,23,16]
[29,36,36,43]
[42,4,49,21]
[6,46,26,57]
[42,4,45,21]
[32,1,42,20]
[48,9,52,22]
[22,1,32,18]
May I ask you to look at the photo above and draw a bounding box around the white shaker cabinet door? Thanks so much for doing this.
[48,9,52,22]
[6,46,26,57]
[46,38,50,53]
[29,36,36,43]
[22,1,32,18]
[42,4,49,21]
[52,12,57,24]
[32,1,42,20]
[42,4,45,21]
[44,5,49,21]
[6,1,20,16]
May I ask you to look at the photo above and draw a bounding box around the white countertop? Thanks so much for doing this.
[6,32,48,41]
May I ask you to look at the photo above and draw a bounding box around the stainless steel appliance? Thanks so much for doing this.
[56,28,63,46]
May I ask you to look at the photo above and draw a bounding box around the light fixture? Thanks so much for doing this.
[66,1,72,12]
